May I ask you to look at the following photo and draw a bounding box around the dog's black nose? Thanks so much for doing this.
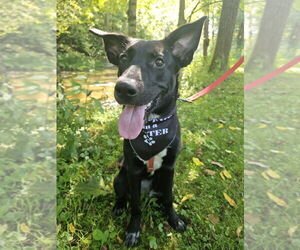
[115,81,138,99]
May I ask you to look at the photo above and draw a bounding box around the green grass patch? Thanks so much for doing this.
[57,66,243,249]
[245,72,300,249]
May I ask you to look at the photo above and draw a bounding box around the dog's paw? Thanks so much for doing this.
[125,231,140,247]
[112,203,126,216]
[168,214,187,232]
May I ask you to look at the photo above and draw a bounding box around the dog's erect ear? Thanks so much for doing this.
[165,16,207,68]
[89,28,130,65]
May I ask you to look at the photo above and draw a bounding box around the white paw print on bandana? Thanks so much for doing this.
[143,134,156,146]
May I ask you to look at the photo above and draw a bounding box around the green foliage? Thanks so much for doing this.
[0,74,55,248]
[58,51,103,71]
[57,0,129,71]
[56,0,227,71]
[57,52,244,249]
[0,0,55,72]
[148,235,158,249]
[56,1,244,248]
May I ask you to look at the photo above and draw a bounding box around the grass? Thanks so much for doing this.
[244,72,300,249]
[57,63,244,249]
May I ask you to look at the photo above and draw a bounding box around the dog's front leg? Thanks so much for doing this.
[124,141,143,247]
[159,165,186,232]
[157,135,187,232]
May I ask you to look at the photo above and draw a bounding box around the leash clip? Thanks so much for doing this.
[177,98,193,103]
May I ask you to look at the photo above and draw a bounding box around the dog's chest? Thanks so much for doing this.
[144,148,167,174]
[140,148,167,194]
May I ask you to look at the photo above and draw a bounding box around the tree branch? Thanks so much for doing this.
[187,1,222,22]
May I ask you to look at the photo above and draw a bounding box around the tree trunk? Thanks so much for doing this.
[203,17,209,58]
[236,11,244,57]
[178,0,186,26]
[209,0,240,72]
[104,13,110,30]
[203,4,210,59]
[127,0,137,36]
[246,0,294,72]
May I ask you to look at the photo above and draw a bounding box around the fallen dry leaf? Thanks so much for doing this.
[20,223,30,234]
[257,123,267,128]
[217,124,224,128]
[221,170,232,179]
[246,118,257,123]
[57,224,61,233]
[229,126,241,131]
[247,161,268,168]
[192,157,204,166]
[236,225,243,237]
[266,192,288,207]
[245,214,261,225]
[116,235,123,243]
[69,223,76,233]
[275,126,295,131]
[261,171,270,180]
[207,214,220,224]
[223,192,237,208]
[220,171,225,180]
[288,226,298,237]
[181,194,194,203]
[203,169,216,176]
[260,119,271,124]
[211,161,225,168]
[270,149,285,154]
[209,118,218,123]
[265,169,280,179]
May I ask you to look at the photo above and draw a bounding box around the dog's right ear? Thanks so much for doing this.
[89,28,130,66]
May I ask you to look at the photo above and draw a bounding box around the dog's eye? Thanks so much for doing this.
[119,53,128,63]
[155,58,165,68]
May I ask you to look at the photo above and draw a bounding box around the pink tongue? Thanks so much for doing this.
[118,105,146,139]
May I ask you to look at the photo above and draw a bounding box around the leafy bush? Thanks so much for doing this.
[0,75,56,249]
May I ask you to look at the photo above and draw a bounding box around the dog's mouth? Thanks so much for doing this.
[118,96,159,140]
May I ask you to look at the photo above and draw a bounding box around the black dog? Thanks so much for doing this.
[90,16,206,247]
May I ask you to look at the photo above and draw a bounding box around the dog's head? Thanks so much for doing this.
[90,17,206,139]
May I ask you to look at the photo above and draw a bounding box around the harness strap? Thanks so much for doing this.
[147,157,155,173]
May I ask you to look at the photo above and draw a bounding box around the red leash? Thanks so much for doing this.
[181,57,244,102]
[179,55,299,101]
[148,56,299,171]
[244,56,300,91]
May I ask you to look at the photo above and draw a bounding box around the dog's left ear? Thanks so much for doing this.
[165,16,207,68]
[89,28,131,65]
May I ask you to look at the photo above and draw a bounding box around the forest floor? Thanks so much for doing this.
[244,72,300,249]
[57,67,244,249]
